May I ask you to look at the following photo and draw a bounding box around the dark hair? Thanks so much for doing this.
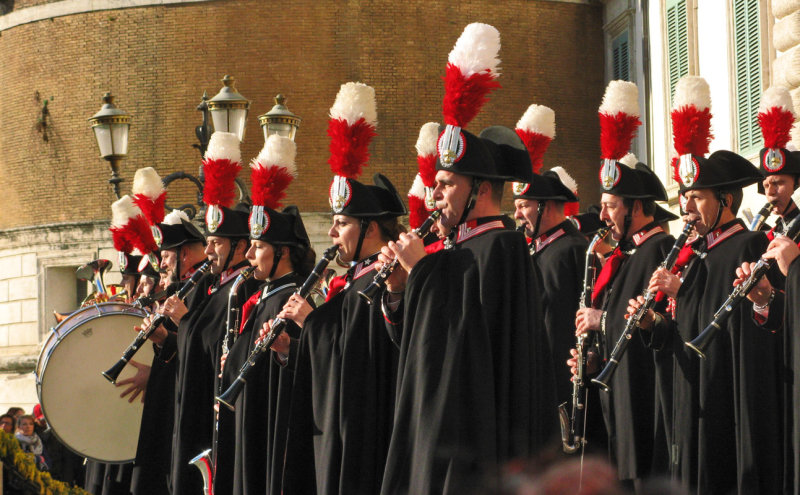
[718,188,744,214]
[287,244,316,278]
[0,414,14,429]
[489,179,504,204]
[374,216,407,242]
[6,407,23,417]
[622,198,656,217]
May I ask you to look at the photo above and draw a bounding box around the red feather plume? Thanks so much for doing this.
[671,106,713,156]
[327,117,376,179]
[599,112,641,161]
[408,195,428,231]
[442,64,501,127]
[564,201,579,217]
[417,154,438,187]
[129,215,158,254]
[759,107,795,149]
[110,227,135,254]
[132,192,166,226]
[203,158,241,208]
[670,156,681,183]
[252,166,295,210]
[515,129,553,174]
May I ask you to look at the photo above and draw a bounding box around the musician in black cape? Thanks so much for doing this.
[217,203,314,495]
[513,169,586,405]
[378,125,556,494]
[632,150,783,494]
[570,155,675,490]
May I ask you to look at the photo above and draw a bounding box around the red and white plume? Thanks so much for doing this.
[516,104,556,175]
[203,131,242,208]
[327,82,377,179]
[408,175,428,230]
[132,167,166,226]
[758,86,796,150]
[110,195,158,256]
[415,122,440,188]
[599,81,641,161]
[550,166,579,216]
[163,209,189,226]
[670,76,713,182]
[250,134,298,209]
[619,153,639,169]
[443,23,502,128]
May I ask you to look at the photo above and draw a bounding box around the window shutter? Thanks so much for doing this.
[666,0,689,101]
[733,0,762,155]
[612,31,630,81]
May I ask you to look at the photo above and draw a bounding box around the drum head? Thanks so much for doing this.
[38,303,153,463]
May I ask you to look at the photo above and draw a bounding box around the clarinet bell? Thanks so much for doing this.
[357,281,381,305]
[102,358,128,384]
[590,365,614,393]
[216,377,245,411]
[685,322,718,359]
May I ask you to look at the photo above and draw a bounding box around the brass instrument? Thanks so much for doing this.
[54,260,124,323]
[592,218,697,392]
[189,449,213,495]
[102,261,212,383]
[216,245,339,410]
[558,226,609,454]
[358,210,442,304]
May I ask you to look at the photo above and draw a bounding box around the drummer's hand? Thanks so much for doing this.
[255,320,291,355]
[138,313,166,345]
[160,295,188,324]
[734,261,772,306]
[378,246,407,294]
[116,360,150,403]
[277,294,312,328]
[386,232,426,274]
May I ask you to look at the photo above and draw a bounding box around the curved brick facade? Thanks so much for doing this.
[0,0,604,230]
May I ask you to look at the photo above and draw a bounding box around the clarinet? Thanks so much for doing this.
[592,218,697,392]
[222,267,256,357]
[686,212,800,358]
[358,209,442,304]
[215,245,339,410]
[102,261,212,384]
[558,226,609,454]
[131,285,177,310]
[749,201,773,231]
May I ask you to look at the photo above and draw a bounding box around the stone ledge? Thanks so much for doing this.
[0,354,37,373]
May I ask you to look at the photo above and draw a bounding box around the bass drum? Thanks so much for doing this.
[36,302,153,463]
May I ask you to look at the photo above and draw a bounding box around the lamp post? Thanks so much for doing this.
[259,94,301,141]
[89,93,131,199]
[208,75,250,141]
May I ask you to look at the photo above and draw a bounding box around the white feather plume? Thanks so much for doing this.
[251,134,298,176]
[759,86,796,116]
[162,209,189,226]
[329,82,377,127]
[599,80,640,116]
[111,195,139,227]
[549,166,577,193]
[448,23,502,77]
[792,185,800,207]
[673,76,711,111]
[408,174,426,199]
[205,132,242,163]
[132,167,164,198]
[516,104,556,138]
[619,153,638,169]
[415,122,440,157]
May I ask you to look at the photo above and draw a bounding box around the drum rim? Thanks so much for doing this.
[36,302,149,463]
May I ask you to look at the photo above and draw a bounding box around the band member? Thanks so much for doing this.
[216,134,315,495]
[377,25,555,494]
[630,148,781,493]
[570,80,675,491]
[278,82,407,495]
[756,86,800,238]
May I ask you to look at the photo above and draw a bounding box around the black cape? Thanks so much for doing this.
[216,273,306,495]
[782,257,800,495]
[164,263,260,495]
[530,220,588,404]
[593,223,674,481]
[651,221,782,494]
[381,217,556,495]
[286,253,398,494]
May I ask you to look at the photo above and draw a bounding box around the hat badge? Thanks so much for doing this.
[329,176,352,214]
[118,252,128,271]
[764,148,786,173]
[600,158,621,190]
[205,205,224,233]
[249,206,271,238]
[151,225,163,248]
[438,125,465,168]
[678,154,698,187]
[512,181,530,196]
[424,186,437,210]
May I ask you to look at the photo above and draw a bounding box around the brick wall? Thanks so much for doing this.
[0,0,605,230]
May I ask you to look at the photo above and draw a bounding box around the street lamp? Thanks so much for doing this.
[258,94,301,141]
[208,75,250,141]
[89,92,131,199]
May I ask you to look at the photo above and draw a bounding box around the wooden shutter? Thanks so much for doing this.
[733,0,762,155]
[612,30,630,81]
[666,0,689,101]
